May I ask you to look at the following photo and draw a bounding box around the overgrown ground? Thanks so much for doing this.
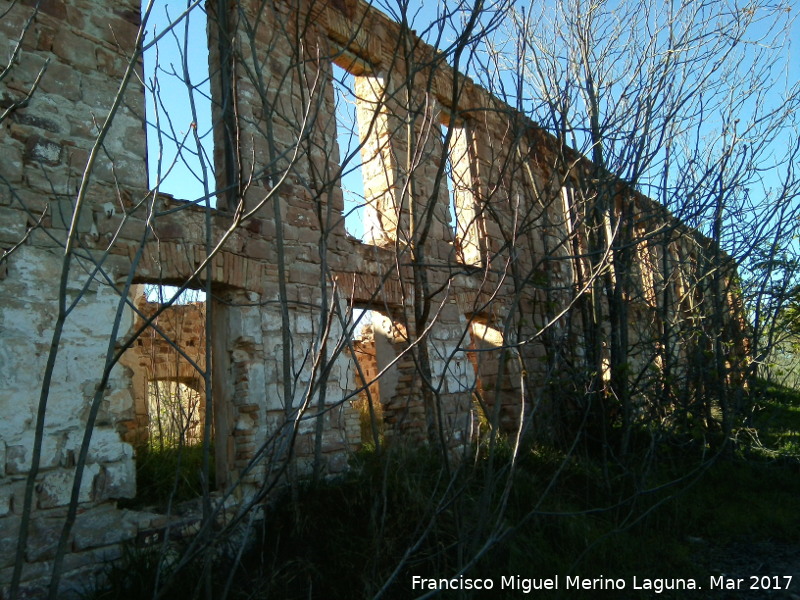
[91,382,800,600]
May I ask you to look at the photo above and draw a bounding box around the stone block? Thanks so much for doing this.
[293,313,315,335]
[22,0,67,20]
[38,62,83,102]
[52,29,96,72]
[0,207,27,245]
[94,46,126,78]
[297,227,322,244]
[101,13,140,46]
[38,464,99,509]
[92,210,134,241]
[50,198,94,233]
[65,429,130,466]
[227,304,264,343]
[244,237,274,261]
[12,111,62,135]
[97,460,135,501]
[56,547,125,598]
[287,265,322,286]
[63,2,87,30]
[5,433,62,475]
[243,361,266,402]
[72,505,135,552]
[325,451,349,474]
[0,152,23,185]
[122,123,146,155]
[0,567,50,599]
[24,515,65,562]
[0,515,21,569]
[23,135,62,165]
[91,156,147,188]
[103,386,134,422]
[65,146,90,174]
[0,485,12,518]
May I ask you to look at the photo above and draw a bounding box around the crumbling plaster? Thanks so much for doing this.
[0,0,747,594]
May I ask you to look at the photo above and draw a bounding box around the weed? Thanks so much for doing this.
[93,384,800,599]
[120,442,214,512]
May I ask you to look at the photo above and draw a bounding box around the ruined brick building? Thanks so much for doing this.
[0,0,747,595]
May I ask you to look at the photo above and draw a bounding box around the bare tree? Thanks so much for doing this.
[484,0,800,452]
[1,0,794,598]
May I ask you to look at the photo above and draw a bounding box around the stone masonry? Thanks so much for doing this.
[0,0,747,595]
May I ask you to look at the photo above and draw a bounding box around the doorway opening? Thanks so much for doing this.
[120,284,214,510]
[350,309,384,447]
[347,308,416,447]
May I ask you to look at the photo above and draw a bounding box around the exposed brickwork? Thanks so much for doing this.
[0,0,748,594]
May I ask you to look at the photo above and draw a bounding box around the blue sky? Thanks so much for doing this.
[139,0,800,306]
[139,0,474,239]
[141,0,214,206]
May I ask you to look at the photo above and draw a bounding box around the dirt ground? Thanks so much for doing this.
[693,539,800,599]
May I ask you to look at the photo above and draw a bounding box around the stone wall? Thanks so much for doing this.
[0,0,747,595]
[0,0,148,594]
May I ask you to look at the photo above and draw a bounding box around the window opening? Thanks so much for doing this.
[440,122,458,240]
[120,284,213,510]
[441,117,481,265]
[469,318,519,431]
[142,0,215,207]
[332,63,367,240]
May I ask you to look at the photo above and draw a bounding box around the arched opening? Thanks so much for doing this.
[119,284,213,510]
